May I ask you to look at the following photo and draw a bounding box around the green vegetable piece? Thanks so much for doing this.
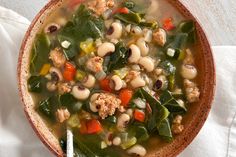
[160,90,187,113]
[105,116,117,124]
[74,136,98,157]
[135,126,149,142]
[160,60,176,76]
[168,74,175,91]
[136,88,170,132]
[59,138,67,153]
[121,137,137,149]
[166,33,188,51]
[58,4,105,59]
[107,42,129,72]
[28,76,43,93]
[30,33,50,74]
[67,114,81,128]
[59,93,80,113]
[177,20,196,43]
[114,11,142,25]
[140,21,158,29]
[38,96,59,120]
[123,1,135,9]
[158,119,173,142]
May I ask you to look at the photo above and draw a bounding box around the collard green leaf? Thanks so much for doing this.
[28,76,44,93]
[58,4,104,59]
[37,95,60,120]
[157,119,173,142]
[159,60,176,75]
[107,42,129,72]
[59,93,82,113]
[160,90,187,113]
[166,33,188,50]
[177,20,196,43]
[136,88,170,132]
[30,33,50,74]
[114,11,142,25]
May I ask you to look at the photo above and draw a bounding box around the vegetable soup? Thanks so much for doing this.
[27,0,200,156]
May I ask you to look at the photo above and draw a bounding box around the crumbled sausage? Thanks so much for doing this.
[49,48,66,68]
[88,0,114,16]
[172,124,184,134]
[173,115,183,124]
[184,79,200,103]
[125,70,140,82]
[86,56,104,73]
[152,28,166,47]
[183,49,195,65]
[91,93,121,119]
[55,108,70,123]
[58,82,72,95]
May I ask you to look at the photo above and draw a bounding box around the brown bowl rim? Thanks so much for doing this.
[17,0,216,156]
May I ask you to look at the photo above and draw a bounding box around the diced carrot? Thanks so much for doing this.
[163,17,175,31]
[113,7,129,14]
[63,70,75,81]
[119,89,133,107]
[65,62,76,73]
[63,62,76,81]
[86,119,103,134]
[134,109,145,122]
[99,78,112,92]
[79,120,88,134]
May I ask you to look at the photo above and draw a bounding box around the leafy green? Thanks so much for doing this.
[177,20,196,43]
[74,136,98,157]
[157,119,173,142]
[139,21,158,29]
[107,42,129,72]
[123,0,148,13]
[166,33,188,50]
[123,1,135,9]
[114,11,142,25]
[59,93,81,113]
[160,90,187,113]
[159,60,176,75]
[58,4,105,59]
[28,76,44,93]
[168,74,175,91]
[30,33,50,74]
[135,88,170,132]
[135,126,149,142]
[37,96,59,120]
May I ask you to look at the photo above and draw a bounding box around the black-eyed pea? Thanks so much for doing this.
[106,22,123,39]
[127,145,147,157]
[71,85,90,100]
[138,57,155,72]
[136,38,149,56]
[97,42,115,57]
[128,44,141,63]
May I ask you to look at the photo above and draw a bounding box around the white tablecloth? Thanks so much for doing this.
[0,6,235,157]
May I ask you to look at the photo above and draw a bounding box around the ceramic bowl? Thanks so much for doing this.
[17,0,216,156]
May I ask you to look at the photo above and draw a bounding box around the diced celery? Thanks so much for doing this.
[75,70,87,81]
[114,67,129,79]
[80,38,96,54]
[67,114,81,128]
[121,137,137,149]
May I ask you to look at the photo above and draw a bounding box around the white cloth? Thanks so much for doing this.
[0,6,235,157]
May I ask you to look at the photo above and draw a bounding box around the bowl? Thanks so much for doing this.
[17,0,216,156]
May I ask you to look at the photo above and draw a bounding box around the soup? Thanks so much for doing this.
[27,0,200,156]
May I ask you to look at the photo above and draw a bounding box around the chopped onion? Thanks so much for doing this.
[133,98,146,109]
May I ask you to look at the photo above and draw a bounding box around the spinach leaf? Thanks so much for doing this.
[30,33,50,74]
[107,42,129,72]
[159,60,176,75]
[160,90,187,113]
[37,95,60,120]
[177,20,196,43]
[157,118,173,142]
[166,33,188,50]
[135,126,149,142]
[136,88,169,132]
[114,11,142,25]
[58,4,105,59]
[74,136,98,157]
[123,0,148,14]
[59,93,80,113]
[28,76,44,93]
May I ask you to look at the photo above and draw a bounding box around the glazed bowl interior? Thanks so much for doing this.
[17,0,215,156]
